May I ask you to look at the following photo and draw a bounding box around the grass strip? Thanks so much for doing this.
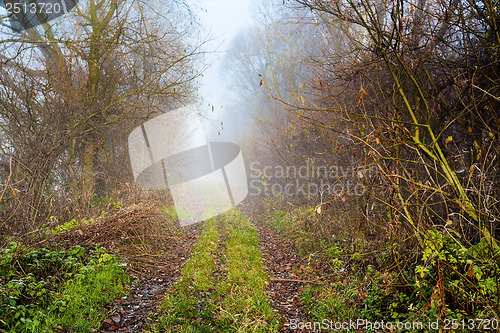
[217,210,280,332]
[150,217,220,332]
[151,210,279,332]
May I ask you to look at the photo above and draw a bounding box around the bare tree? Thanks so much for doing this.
[0,0,202,232]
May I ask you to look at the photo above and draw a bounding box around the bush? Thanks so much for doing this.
[0,242,129,332]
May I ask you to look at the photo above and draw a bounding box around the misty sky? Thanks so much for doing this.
[194,0,253,141]
[196,0,252,106]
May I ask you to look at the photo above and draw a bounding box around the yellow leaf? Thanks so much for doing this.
[375,137,380,144]
[445,136,453,144]
[301,96,305,104]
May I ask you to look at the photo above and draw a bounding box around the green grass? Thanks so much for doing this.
[218,211,279,332]
[55,252,129,331]
[0,243,129,332]
[179,217,219,291]
[300,282,358,323]
[151,210,279,332]
[152,217,220,332]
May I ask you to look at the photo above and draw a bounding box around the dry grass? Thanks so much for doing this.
[28,201,186,273]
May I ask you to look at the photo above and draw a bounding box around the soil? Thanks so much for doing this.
[98,223,200,332]
[256,221,334,332]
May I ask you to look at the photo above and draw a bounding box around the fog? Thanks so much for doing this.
[193,0,253,142]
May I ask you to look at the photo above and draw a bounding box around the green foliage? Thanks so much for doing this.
[407,232,500,321]
[91,194,111,208]
[49,218,79,235]
[56,251,129,331]
[46,217,99,236]
[304,232,500,332]
[0,242,128,332]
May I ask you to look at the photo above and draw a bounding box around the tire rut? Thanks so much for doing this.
[255,221,314,332]
[99,223,201,332]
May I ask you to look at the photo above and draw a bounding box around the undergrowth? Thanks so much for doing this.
[0,242,129,332]
[263,201,500,332]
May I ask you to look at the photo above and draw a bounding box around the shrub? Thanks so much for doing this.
[0,242,129,332]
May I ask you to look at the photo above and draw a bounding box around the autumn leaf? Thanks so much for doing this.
[468,264,474,279]
[357,88,368,101]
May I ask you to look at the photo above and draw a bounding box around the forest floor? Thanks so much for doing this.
[10,200,493,332]
[85,204,333,332]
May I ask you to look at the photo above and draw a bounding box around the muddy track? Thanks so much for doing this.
[98,210,329,332]
[255,221,313,332]
[99,223,201,332]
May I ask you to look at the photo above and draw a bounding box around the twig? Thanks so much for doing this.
[473,85,500,102]
[269,277,323,284]
[0,157,13,202]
